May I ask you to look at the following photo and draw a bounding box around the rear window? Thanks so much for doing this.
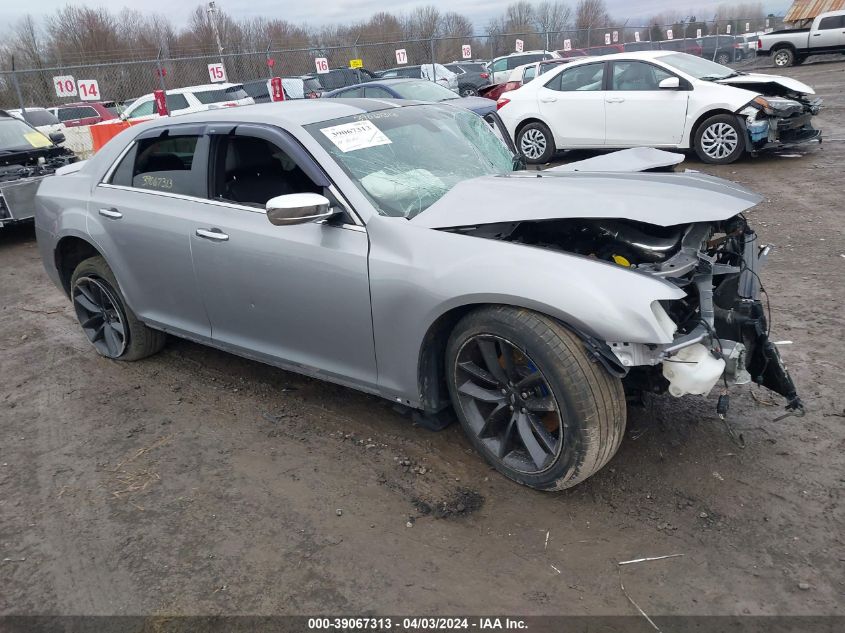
[193,85,249,104]
[111,135,202,197]
[507,54,545,69]
[57,106,99,121]
[22,109,59,127]
[303,77,323,93]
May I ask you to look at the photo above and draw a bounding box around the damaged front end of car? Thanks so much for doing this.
[737,91,822,153]
[447,212,803,418]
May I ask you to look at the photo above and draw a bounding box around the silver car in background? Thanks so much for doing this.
[34,100,802,490]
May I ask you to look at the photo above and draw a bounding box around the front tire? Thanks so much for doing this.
[445,306,626,491]
[516,121,556,164]
[459,85,479,97]
[70,256,166,361]
[716,52,731,66]
[773,47,795,67]
[694,114,745,164]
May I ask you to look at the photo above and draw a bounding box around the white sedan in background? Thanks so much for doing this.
[120,83,254,121]
[497,51,821,164]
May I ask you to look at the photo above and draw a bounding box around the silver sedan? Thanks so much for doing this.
[34,100,802,490]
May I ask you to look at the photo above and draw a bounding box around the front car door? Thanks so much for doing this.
[604,60,689,146]
[89,125,212,339]
[537,62,607,147]
[188,124,378,390]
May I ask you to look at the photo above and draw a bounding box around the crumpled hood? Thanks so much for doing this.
[410,171,762,229]
[716,73,815,96]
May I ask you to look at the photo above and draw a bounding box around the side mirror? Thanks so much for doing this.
[266,193,338,226]
[49,131,66,144]
[659,77,681,90]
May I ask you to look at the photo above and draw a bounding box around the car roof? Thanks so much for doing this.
[7,107,48,112]
[562,50,676,64]
[325,77,429,95]
[125,98,411,130]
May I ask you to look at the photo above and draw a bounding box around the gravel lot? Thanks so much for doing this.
[1,60,843,619]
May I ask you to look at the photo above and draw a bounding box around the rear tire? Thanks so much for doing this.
[516,121,556,164]
[694,114,745,165]
[445,306,626,491]
[459,85,479,97]
[773,47,795,67]
[716,52,731,66]
[70,256,166,361]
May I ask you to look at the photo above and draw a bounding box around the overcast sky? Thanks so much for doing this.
[0,0,793,32]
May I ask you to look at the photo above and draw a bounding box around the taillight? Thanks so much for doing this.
[306,92,320,99]
[757,39,763,49]
[480,72,489,79]
[496,98,510,110]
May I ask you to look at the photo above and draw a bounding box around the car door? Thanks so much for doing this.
[604,61,689,146]
[813,14,845,51]
[537,62,607,147]
[188,124,378,388]
[89,125,212,339]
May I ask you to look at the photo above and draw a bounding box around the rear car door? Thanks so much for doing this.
[188,124,378,388]
[604,61,689,146]
[89,125,212,339]
[813,14,845,51]
[538,62,607,147]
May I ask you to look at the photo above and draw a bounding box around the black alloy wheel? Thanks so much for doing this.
[453,334,563,474]
[72,276,128,358]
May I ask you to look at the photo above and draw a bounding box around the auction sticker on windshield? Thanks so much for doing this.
[321,120,392,153]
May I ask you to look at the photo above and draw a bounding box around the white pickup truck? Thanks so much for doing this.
[757,10,845,67]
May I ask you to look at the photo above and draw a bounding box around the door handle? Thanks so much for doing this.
[812,33,821,36]
[606,97,625,103]
[99,208,123,219]
[195,228,229,242]
[539,96,557,103]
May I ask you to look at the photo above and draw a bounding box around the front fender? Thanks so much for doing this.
[367,216,684,407]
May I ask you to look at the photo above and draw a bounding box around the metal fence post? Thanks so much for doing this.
[10,57,27,113]
[430,37,436,84]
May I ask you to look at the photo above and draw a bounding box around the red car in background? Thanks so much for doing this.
[47,101,120,127]
[479,58,576,102]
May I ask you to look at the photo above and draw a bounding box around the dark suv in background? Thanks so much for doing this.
[300,68,379,98]
[444,62,492,96]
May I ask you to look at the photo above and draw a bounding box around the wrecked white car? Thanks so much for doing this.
[35,101,802,491]
[497,51,821,165]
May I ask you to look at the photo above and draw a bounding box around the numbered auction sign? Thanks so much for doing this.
[314,57,329,74]
[563,39,572,52]
[604,33,611,45]
[395,49,408,64]
[461,44,472,59]
[53,75,77,98]
[697,28,702,38]
[78,79,100,101]
[745,22,750,32]
[612,31,619,43]
[726,24,732,34]
[634,32,641,42]
[208,63,227,83]
[667,29,674,40]
[515,39,524,53]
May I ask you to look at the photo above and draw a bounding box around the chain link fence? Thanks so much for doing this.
[0,17,787,110]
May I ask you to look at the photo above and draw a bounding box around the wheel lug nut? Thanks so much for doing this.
[501,388,508,395]
[521,392,528,399]
[509,405,514,411]
[521,407,527,414]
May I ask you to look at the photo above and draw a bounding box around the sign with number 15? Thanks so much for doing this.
[208,63,227,83]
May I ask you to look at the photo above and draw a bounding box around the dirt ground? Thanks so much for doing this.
[1,60,844,620]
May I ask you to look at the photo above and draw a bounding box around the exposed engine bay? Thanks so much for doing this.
[0,146,77,226]
[446,214,804,416]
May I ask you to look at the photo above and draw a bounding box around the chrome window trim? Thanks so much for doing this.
[96,183,366,232]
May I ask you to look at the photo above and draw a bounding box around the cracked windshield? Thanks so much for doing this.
[307,105,515,218]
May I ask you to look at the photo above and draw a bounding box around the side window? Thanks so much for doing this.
[363,86,393,98]
[210,135,321,207]
[491,58,507,73]
[110,135,202,197]
[523,66,537,82]
[818,16,838,29]
[339,87,364,97]
[128,100,155,118]
[611,61,673,91]
[546,63,605,92]
[168,94,190,110]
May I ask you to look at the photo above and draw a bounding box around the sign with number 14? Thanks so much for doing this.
[78,79,100,101]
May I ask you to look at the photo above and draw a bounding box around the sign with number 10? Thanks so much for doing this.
[53,75,77,98]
